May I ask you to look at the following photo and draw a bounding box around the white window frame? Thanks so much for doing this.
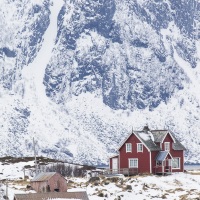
[137,143,143,152]
[129,158,138,168]
[164,142,170,151]
[126,143,132,153]
[172,157,180,169]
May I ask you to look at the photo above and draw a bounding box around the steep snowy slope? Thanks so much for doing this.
[0,0,199,164]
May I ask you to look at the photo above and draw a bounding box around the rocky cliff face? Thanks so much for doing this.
[0,0,199,164]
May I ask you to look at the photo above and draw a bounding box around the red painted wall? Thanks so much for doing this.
[151,151,159,174]
[119,134,151,174]
[162,133,184,172]
[110,132,185,174]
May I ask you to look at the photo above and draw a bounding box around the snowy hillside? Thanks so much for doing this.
[0,0,200,164]
[1,159,200,200]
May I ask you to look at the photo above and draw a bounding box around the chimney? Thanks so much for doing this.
[143,125,150,132]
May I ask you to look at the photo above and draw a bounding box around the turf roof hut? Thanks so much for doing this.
[30,172,67,193]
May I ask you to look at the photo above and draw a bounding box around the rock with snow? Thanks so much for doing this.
[0,0,199,165]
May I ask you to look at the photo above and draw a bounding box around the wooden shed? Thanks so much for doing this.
[14,191,89,200]
[30,172,67,192]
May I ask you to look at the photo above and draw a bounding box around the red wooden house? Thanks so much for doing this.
[109,126,186,175]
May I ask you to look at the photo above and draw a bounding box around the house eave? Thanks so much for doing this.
[109,154,119,159]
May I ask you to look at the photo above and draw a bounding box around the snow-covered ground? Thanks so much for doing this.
[0,160,35,199]
[1,160,200,200]
[0,0,200,169]
[68,172,200,200]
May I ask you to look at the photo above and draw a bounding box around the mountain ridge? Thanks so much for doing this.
[0,0,199,165]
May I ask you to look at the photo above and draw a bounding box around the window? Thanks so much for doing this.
[137,143,143,152]
[126,143,132,152]
[164,142,170,151]
[129,158,138,168]
[172,158,180,169]
[168,159,172,166]
[156,161,162,166]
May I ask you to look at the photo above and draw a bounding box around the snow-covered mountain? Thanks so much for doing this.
[0,0,199,165]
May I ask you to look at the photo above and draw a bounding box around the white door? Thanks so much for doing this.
[112,158,118,172]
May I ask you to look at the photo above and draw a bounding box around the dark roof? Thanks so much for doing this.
[151,130,186,150]
[151,130,168,142]
[14,192,89,200]
[134,131,161,151]
[118,127,186,152]
[156,151,170,161]
[31,172,57,182]
[169,131,186,150]
[173,138,187,150]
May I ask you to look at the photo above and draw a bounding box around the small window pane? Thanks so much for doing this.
[126,143,132,152]
[129,159,138,168]
[164,142,170,151]
[156,161,162,166]
[137,143,143,152]
[172,158,180,169]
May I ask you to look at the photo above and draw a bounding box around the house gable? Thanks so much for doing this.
[161,133,174,151]
[118,132,133,151]
[161,131,176,144]
[158,132,185,172]
[155,151,173,161]
[119,133,151,173]
[118,132,150,152]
